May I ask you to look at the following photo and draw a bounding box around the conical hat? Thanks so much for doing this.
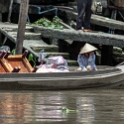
[80,43,97,54]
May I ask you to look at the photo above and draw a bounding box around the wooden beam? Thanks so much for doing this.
[33,26,124,48]
[59,9,124,31]
[15,0,29,54]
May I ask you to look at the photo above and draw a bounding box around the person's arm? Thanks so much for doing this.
[88,53,97,70]
[77,54,87,71]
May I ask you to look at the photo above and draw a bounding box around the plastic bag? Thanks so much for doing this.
[46,56,68,70]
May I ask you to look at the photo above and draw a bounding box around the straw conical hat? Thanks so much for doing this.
[80,43,97,54]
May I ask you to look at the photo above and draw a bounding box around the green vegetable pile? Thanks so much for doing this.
[33,16,64,29]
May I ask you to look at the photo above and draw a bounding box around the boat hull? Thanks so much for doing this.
[0,66,124,90]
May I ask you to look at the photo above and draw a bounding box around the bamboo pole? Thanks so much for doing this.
[15,0,29,54]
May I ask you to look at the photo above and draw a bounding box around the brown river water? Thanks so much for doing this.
[0,89,124,124]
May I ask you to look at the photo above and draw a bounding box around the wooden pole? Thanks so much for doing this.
[8,0,13,22]
[15,0,29,54]
[2,0,13,45]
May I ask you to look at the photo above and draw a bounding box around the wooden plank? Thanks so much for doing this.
[22,58,33,72]
[0,25,39,58]
[8,55,22,59]
[59,9,124,31]
[8,55,33,73]
[0,58,13,72]
[33,26,124,47]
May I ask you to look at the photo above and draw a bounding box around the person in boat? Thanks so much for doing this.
[76,0,92,32]
[77,43,97,71]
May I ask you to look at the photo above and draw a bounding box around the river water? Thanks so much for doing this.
[0,89,124,124]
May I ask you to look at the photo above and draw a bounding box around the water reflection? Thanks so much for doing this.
[77,97,95,123]
[34,92,69,122]
[0,90,124,123]
[0,92,33,123]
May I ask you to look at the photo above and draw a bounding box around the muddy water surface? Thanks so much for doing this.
[0,89,124,124]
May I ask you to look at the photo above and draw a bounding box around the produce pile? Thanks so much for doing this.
[33,16,64,29]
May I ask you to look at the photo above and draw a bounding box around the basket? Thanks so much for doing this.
[114,0,124,8]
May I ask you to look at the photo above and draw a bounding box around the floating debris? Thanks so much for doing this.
[62,107,78,114]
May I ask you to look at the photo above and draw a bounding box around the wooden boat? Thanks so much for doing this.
[0,50,124,90]
[0,65,124,90]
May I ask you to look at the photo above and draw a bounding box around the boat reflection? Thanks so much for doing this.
[0,90,124,124]
[33,92,67,122]
[0,92,33,123]
[0,91,96,123]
